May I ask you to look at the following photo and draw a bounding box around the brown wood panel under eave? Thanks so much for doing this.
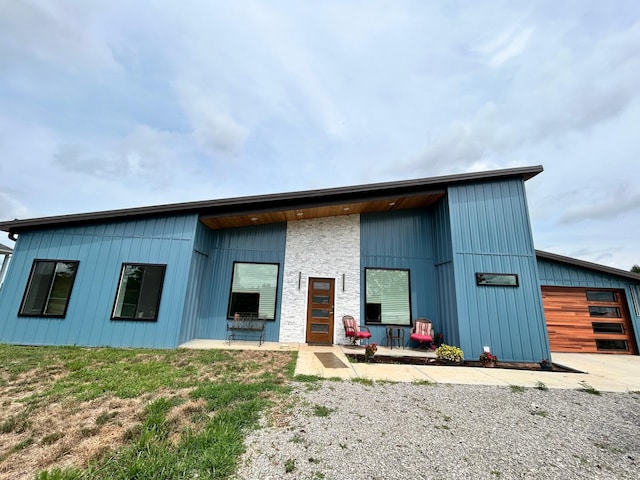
[200,192,445,230]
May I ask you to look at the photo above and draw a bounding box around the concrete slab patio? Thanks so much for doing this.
[180,339,640,392]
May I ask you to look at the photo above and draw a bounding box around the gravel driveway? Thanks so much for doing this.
[235,380,640,480]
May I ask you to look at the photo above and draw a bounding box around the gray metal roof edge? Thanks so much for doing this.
[0,165,543,232]
[0,242,12,254]
[535,249,640,283]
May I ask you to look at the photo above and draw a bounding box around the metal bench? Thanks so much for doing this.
[226,314,266,346]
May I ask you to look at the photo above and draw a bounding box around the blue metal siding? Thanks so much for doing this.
[179,250,209,345]
[196,223,287,342]
[360,209,437,345]
[433,196,459,346]
[178,221,212,344]
[0,215,198,348]
[538,257,640,351]
[449,180,550,362]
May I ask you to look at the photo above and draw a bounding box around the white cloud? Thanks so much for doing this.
[0,0,119,73]
[559,186,640,224]
[483,26,536,67]
[53,125,197,190]
[174,81,249,156]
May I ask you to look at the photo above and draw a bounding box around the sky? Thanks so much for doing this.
[1,0,639,270]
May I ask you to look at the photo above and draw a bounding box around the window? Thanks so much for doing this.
[595,339,628,351]
[19,260,79,317]
[112,264,166,321]
[365,268,411,325]
[475,272,519,287]
[631,286,640,317]
[227,262,279,320]
[586,290,617,302]
[592,322,625,334]
[588,306,621,318]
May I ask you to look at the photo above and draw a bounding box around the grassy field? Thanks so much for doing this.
[0,344,297,479]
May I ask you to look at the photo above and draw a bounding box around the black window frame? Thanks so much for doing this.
[364,267,412,326]
[585,290,617,302]
[227,261,280,320]
[591,322,625,334]
[588,306,621,318]
[595,339,629,351]
[475,272,519,287]
[111,263,166,322]
[19,259,80,318]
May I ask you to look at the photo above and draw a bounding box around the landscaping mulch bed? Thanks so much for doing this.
[345,354,582,373]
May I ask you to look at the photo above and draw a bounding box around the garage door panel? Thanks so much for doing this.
[542,286,636,354]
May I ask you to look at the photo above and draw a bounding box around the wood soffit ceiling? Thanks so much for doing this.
[200,191,445,230]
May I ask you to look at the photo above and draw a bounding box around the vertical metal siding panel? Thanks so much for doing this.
[432,196,459,345]
[449,180,549,362]
[0,214,198,348]
[0,235,35,341]
[197,223,286,342]
[435,263,459,345]
[179,250,208,344]
[179,221,213,344]
[624,285,640,351]
[537,258,633,288]
[360,210,436,345]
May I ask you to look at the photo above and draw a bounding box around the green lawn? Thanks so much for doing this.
[0,345,297,479]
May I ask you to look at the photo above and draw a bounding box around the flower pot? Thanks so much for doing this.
[540,364,552,371]
[482,361,496,368]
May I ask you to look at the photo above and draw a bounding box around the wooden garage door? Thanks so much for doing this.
[541,287,637,354]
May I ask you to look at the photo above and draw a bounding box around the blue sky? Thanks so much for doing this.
[1,1,639,270]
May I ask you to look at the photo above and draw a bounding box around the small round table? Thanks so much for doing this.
[386,327,405,349]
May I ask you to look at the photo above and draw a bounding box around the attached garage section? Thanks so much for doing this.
[541,286,637,354]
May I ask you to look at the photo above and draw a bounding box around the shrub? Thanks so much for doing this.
[479,352,498,364]
[435,344,464,363]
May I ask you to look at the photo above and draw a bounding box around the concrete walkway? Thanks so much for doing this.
[180,339,640,393]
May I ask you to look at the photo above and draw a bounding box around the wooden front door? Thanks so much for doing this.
[306,278,335,345]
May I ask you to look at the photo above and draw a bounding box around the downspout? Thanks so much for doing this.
[8,231,18,242]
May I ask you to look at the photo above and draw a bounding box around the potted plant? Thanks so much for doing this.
[435,344,464,364]
[479,351,498,367]
[539,358,552,371]
[364,343,378,362]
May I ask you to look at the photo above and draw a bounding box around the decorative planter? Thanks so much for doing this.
[539,363,553,371]
[482,361,496,368]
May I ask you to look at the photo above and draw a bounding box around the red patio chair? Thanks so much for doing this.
[342,315,372,346]
[410,318,433,348]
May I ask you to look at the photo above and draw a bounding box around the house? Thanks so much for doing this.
[0,165,638,362]
[0,242,12,287]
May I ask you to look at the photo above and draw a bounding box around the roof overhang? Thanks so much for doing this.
[0,165,543,234]
[200,191,445,229]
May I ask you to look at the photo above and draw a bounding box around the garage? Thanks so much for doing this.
[541,286,638,354]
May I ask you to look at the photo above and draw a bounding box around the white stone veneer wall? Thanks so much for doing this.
[279,215,360,344]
